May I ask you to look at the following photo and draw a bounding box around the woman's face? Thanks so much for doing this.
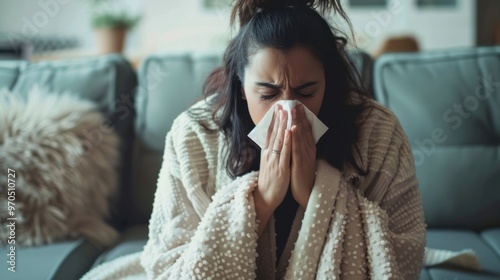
[242,46,325,125]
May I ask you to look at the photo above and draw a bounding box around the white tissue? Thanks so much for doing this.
[248,100,328,149]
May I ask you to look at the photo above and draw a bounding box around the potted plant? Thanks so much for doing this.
[88,0,141,54]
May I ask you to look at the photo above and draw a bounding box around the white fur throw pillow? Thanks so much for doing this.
[0,86,119,248]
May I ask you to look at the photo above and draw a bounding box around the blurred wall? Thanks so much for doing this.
[0,0,476,55]
[344,0,475,53]
[139,0,232,53]
[0,0,142,53]
[0,0,96,51]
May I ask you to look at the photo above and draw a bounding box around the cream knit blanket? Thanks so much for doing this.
[81,98,479,280]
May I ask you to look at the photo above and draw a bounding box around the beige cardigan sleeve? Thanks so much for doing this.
[140,117,260,280]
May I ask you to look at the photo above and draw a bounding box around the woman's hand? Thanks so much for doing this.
[290,104,317,210]
[253,106,292,237]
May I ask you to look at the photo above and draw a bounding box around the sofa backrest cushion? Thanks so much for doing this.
[373,47,500,229]
[0,55,137,231]
[132,50,373,225]
[130,51,223,225]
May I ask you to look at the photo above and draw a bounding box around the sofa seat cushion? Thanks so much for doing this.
[419,269,432,280]
[91,225,148,268]
[424,229,500,280]
[425,267,500,280]
[0,238,104,280]
[481,228,500,257]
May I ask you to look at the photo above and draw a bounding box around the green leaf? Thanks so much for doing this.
[91,13,141,29]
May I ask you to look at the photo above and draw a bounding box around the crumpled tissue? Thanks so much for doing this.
[248,100,328,148]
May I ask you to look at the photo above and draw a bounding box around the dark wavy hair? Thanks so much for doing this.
[198,0,372,179]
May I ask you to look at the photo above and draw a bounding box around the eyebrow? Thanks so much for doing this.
[255,81,318,90]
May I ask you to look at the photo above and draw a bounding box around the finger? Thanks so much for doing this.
[295,105,303,128]
[266,106,280,150]
[280,128,292,168]
[291,107,302,161]
[273,109,287,155]
[291,125,302,162]
[299,104,315,147]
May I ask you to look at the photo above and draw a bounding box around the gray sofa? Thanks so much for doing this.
[0,54,137,280]
[0,47,498,280]
[373,47,500,280]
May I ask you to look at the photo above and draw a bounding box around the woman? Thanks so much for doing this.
[83,0,426,279]
[141,0,425,279]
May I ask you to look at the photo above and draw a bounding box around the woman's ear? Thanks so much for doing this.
[241,87,247,100]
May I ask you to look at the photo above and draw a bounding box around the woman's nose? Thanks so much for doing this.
[280,90,295,101]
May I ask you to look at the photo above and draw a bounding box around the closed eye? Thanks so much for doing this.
[255,81,318,100]
[297,91,315,98]
[260,93,278,100]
